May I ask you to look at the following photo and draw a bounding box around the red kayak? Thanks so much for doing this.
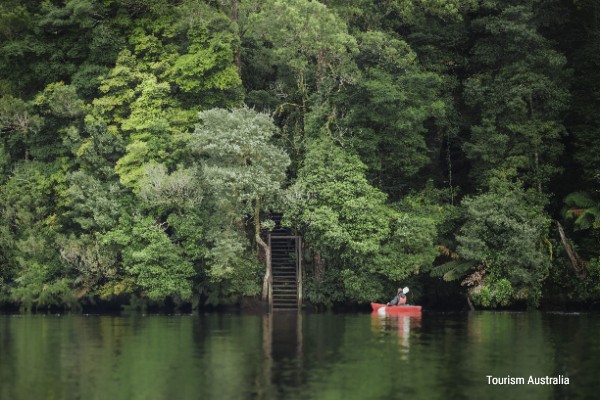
[371,302,422,315]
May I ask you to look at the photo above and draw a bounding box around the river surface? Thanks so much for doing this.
[0,311,598,400]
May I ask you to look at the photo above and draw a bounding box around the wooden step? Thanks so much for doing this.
[273,299,298,305]
[273,304,298,309]
[273,290,298,296]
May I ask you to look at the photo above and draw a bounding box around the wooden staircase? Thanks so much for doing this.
[269,214,302,311]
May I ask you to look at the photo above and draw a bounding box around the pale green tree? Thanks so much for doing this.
[191,107,290,302]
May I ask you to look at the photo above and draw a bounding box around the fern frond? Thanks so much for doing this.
[431,260,475,281]
[573,206,600,230]
[444,261,475,281]
[587,207,600,219]
[564,192,596,209]
[430,261,457,277]
[438,245,460,260]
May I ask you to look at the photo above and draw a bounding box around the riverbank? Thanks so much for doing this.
[1,296,599,314]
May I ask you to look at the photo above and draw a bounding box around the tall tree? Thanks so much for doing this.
[463,0,569,191]
[455,179,552,307]
[242,0,358,173]
[334,31,445,198]
[191,107,290,303]
[285,136,441,304]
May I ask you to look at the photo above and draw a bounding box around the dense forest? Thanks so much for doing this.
[0,0,599,311]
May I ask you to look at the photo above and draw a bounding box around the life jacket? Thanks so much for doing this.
[399,296,407,305]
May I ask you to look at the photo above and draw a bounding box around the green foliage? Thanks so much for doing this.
[336,31,445,197]
[34,82,86,119]
[102,216,195,301]
[166,213,206,262]
[430,260,476,282]
[114,141,150,189]
[192,107,290,213]
[566,1,600,186]
[330,0,476,36]
[463,0,569,189]
[190,107,289,302]
[286,137,389,256]
[1,0,599,311]
[302,268,346,308]
[340,268,383,303]
[199,233,263,305]
[243,0,359,175]
[457,179,551,306]
[0,95,44,161]
[375,197,443,283]
[165,21,241,96]
[547,255,600,305]
[62,171,123,231]
[12,276,78,311]
[472,278,514,308]
[138,163,202,213]
[75,115,125,179]
[584,258,600,298]
[58,233,120,297]
[0,160,74,309]
[247,0,358,83]
[563,191,600,231]
[284,137,387,302]
[286,137,442,304]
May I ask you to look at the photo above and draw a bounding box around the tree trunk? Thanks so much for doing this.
[232,0,241,74]
[446,127,454,205]
[466,296,475,311]
[556,221,587,279]
[316,48,325,90]
[535,150,542,193]
[314,250,324,283]
[231,0,238,23]
[256,200,272,303]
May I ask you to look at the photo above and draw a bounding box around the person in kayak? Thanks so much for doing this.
[387,287,407,306]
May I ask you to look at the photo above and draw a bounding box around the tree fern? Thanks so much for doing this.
[564,191,596,211]
[564,191,600,231]
[431,260,476,281]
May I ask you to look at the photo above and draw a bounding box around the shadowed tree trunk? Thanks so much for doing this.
[556,221,587,279]
[232,0,241,73]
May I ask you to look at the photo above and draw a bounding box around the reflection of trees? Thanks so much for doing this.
[460,312,554,400]
[4,313,598,400]
[0,316,16,400]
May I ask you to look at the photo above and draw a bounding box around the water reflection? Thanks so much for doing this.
[1,313,599,400]
[260,312,304,398]
[268,312,302,363]
[371,312,422,358]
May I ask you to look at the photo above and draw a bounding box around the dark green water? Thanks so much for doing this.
[0,312,598,400]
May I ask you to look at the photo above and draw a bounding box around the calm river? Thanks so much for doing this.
[0,312,598,400]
